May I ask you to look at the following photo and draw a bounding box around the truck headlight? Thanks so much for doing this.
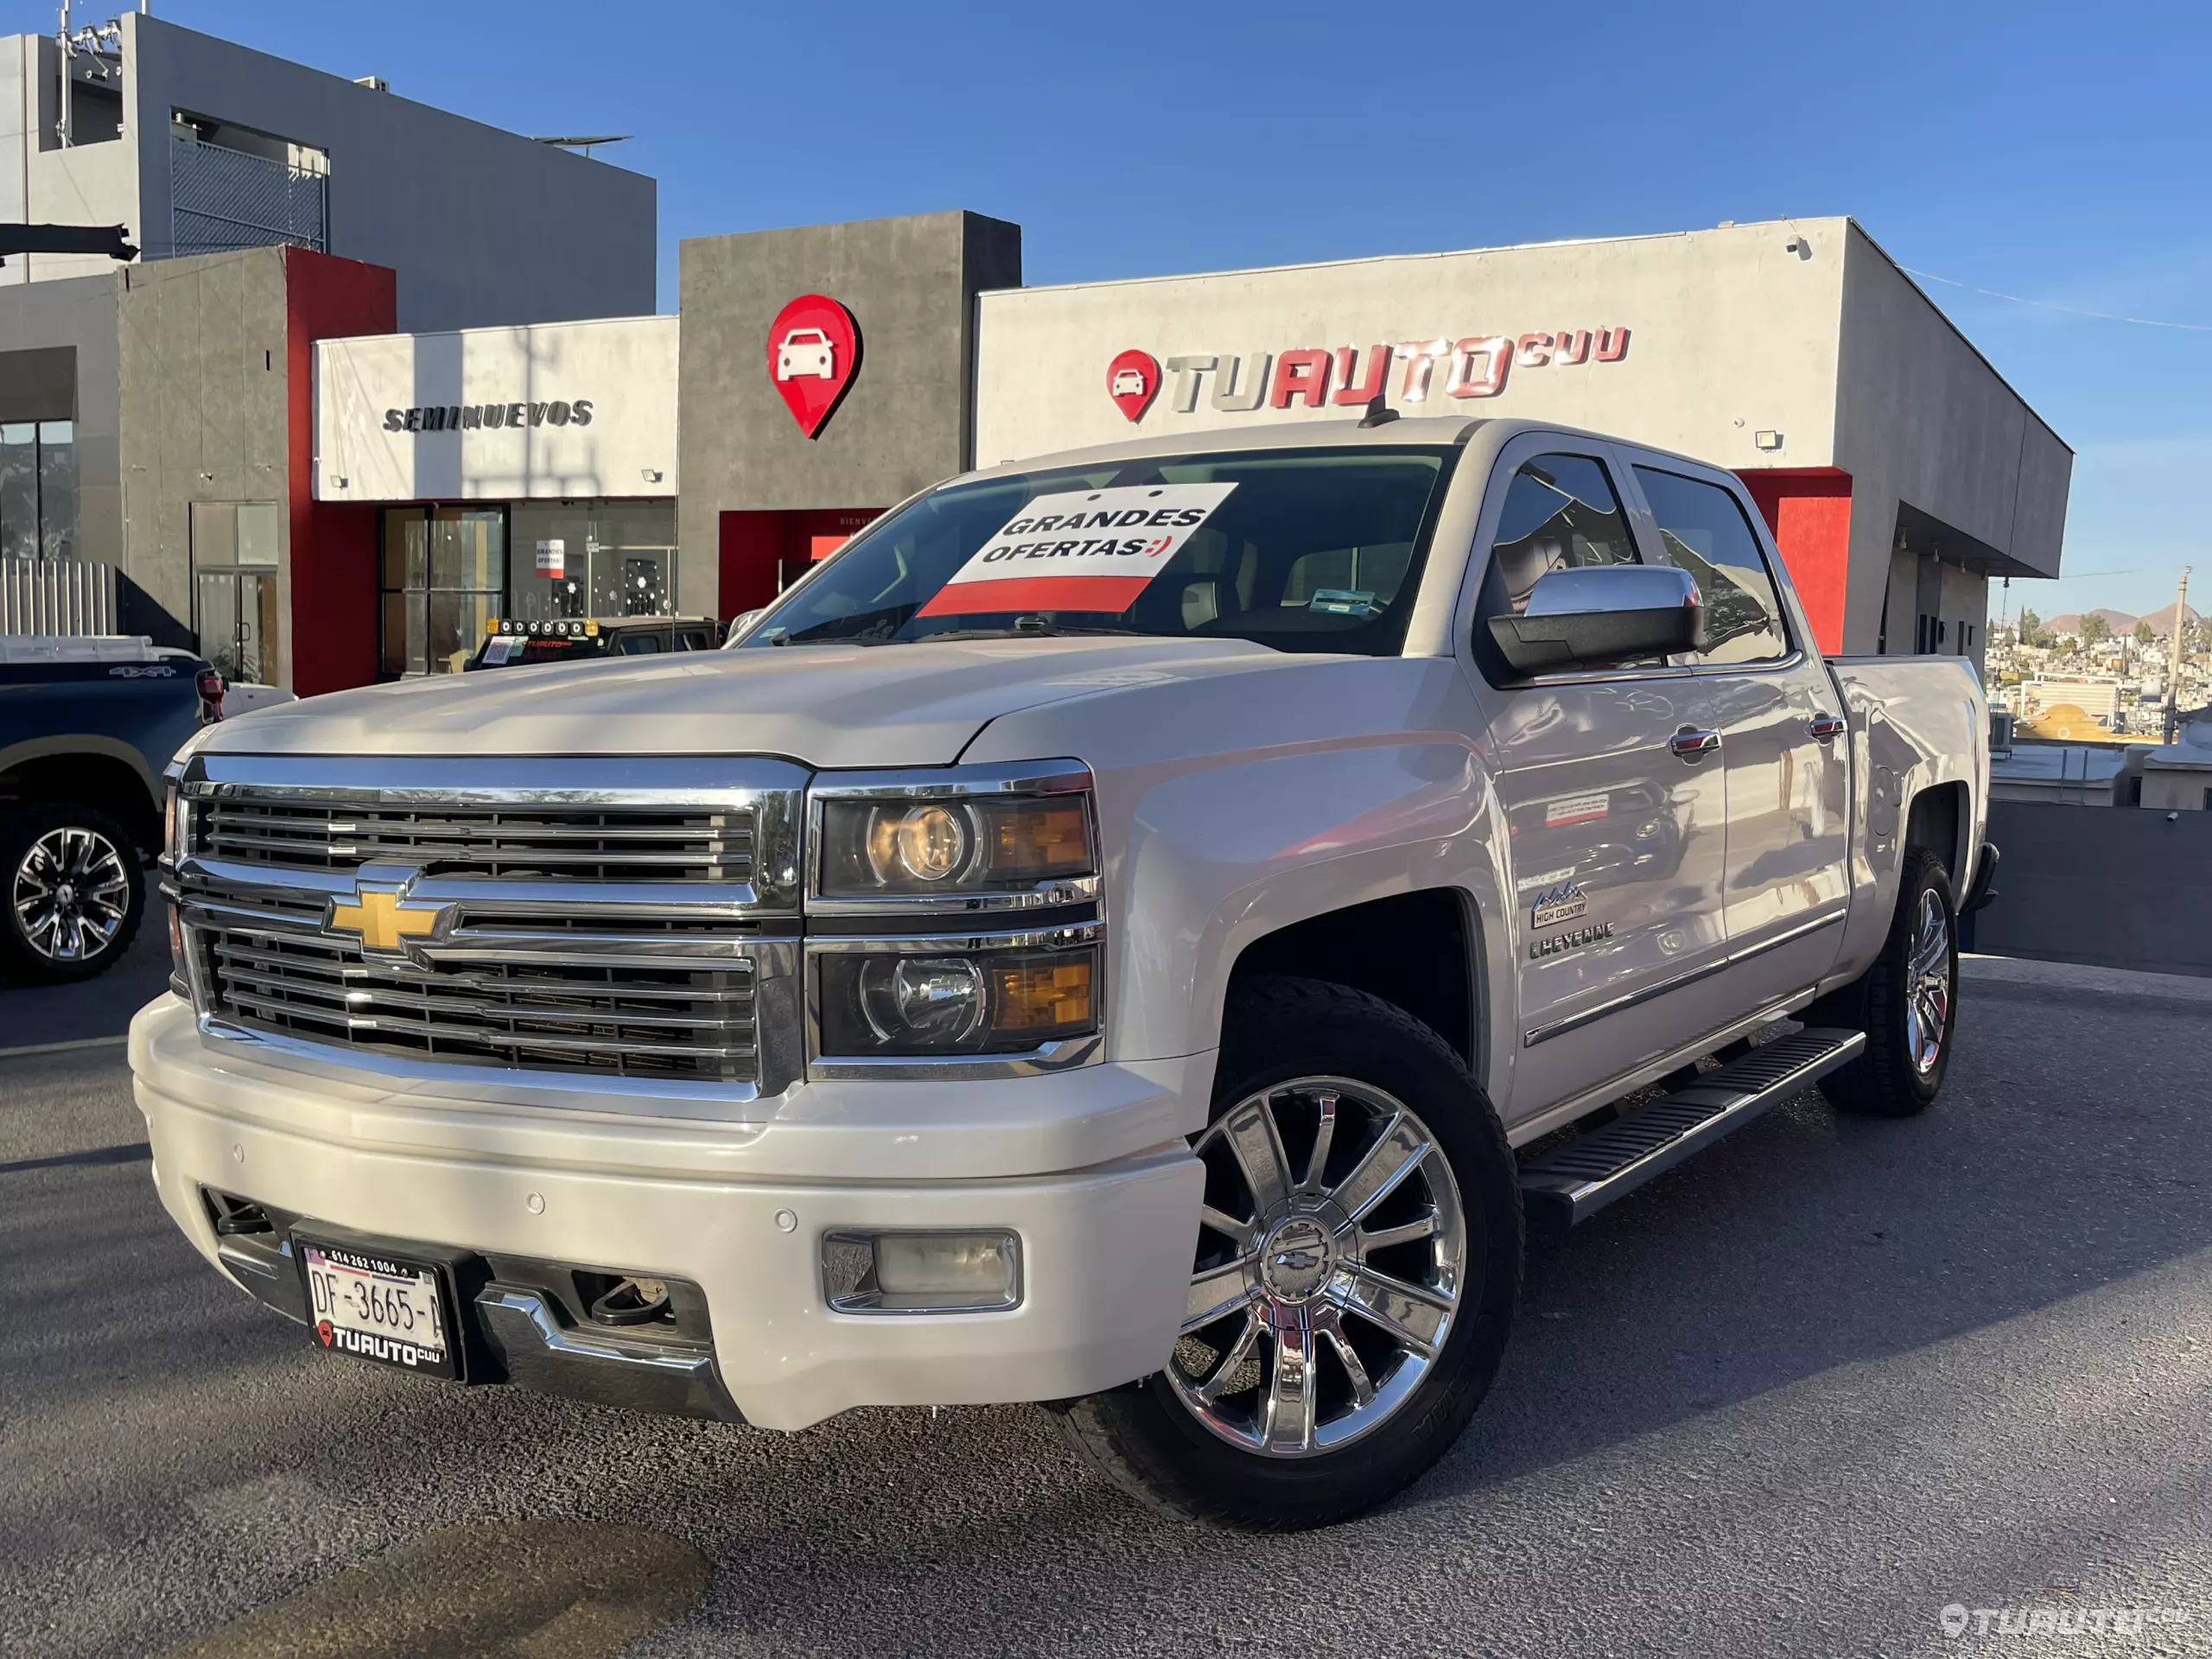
[817,940,1098,1056]
[817,793,1094,897]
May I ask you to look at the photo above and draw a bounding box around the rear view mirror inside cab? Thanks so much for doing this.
[1486,564,1707,677]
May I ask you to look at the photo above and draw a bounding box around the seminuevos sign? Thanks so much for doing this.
[314,315,678,503]
[1104,327,1631,422]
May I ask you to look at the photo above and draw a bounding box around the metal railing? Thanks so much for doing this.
[1,557,117,635]
[169,132,329,257]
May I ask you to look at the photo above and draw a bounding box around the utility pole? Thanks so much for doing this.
[2164,565,2192,745]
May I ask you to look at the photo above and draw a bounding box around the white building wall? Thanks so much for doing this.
[315,315,679,503]
[1,34,143,287]
[1,15,656,330]
[975,219,1849,472]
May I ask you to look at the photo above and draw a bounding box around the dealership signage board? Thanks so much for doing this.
[315,315,679,502]
[971,230,1848,469]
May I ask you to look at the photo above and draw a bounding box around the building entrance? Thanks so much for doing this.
[189,500,282,685]
[378,505,506,676]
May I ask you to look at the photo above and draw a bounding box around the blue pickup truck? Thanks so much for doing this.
[0,638,223,984]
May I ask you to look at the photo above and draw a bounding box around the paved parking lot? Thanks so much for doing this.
[3,943,2208,1657]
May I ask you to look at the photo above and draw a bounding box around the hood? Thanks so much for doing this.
[196,636,1306,767]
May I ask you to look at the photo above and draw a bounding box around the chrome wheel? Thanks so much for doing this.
[11,825,131,963]
[1905,887,1952,1074]
[1170,1077,1468,1458]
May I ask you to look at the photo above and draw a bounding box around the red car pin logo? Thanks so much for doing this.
[316,1319,334,1347]
[1108,349,1160,423]
[768,294,861,438]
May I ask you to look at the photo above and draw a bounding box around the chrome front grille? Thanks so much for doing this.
[199,799,753,883]
[200,924,760,1082]
[170,756,806,1097]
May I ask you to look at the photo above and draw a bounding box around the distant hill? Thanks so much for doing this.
[2046,607,2141,635]
[2041,605,2202,639]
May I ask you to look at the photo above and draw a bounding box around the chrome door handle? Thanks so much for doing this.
[1808,713,1847,741]
[1669,727,1722,762]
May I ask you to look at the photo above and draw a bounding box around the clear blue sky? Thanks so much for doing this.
[15,0,2210,620]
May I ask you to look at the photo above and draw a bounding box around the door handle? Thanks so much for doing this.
[1669,727,1722,762]
[1808,713,1847,741]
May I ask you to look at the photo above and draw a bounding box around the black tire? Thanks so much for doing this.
[1049,976,1522,1529]
[1814,847,1957,1117]
[0,802,147,985]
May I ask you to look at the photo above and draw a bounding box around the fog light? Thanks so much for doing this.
[823,1230,1020,1313]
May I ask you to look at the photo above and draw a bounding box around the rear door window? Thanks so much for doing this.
[1632,467,1790,664]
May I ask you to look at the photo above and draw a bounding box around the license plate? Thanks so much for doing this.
[297,1238,458,1379]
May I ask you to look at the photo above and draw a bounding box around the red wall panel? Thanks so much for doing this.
[283,248,397,696]
[1739,467,1853,656]
[718,506,883,617]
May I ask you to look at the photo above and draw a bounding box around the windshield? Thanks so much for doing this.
[741,446,1457,656]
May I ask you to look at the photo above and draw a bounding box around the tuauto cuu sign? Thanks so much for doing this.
[1105,328,1631,422]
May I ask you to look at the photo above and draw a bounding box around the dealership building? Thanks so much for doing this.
[2,20,2068,691]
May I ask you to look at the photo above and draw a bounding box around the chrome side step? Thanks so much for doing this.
[1518,1027,1866,1230]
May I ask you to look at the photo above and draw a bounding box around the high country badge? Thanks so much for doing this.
[1530,881,1588,929]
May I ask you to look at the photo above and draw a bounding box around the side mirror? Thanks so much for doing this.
[1486,564,1705,677]
[722,608,766,648]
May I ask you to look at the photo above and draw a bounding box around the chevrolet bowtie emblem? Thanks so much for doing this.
[327,868,448,952]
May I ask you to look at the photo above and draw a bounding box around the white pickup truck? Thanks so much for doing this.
[134,416,1994,1529]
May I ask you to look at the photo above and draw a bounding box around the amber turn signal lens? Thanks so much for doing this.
[989,803,1090,874]
[991,957,1094,1031]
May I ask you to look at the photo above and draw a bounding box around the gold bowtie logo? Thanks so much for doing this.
[328,887,443,951]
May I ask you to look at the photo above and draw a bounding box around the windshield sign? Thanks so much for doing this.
[921,482,1238,617]
[743,445,1454,657]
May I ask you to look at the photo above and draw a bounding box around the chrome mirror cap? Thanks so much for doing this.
[1522,563,1700,617]
[1487,563,1706,677]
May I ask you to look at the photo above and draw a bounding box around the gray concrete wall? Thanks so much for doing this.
[121,14,654,331]
[1834,223,2072,652]
[675,210,1020,615]
[0,272,121,566]
[1970,799,2212,976]
[115,247,292,665]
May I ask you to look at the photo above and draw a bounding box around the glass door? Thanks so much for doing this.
[379,505,508,675]
[190,501,282,684]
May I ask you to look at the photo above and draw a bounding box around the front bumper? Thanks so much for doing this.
[130,996,1207,1430]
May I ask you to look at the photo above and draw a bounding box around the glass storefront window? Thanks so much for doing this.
[378,505,507,676]
[0,425,32,562]
[508,500,677,623]
[0,420,74,563]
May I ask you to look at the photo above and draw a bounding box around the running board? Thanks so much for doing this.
[1518,1027,1866,1230]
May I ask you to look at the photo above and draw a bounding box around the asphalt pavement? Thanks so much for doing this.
[2,944,2207,1658]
